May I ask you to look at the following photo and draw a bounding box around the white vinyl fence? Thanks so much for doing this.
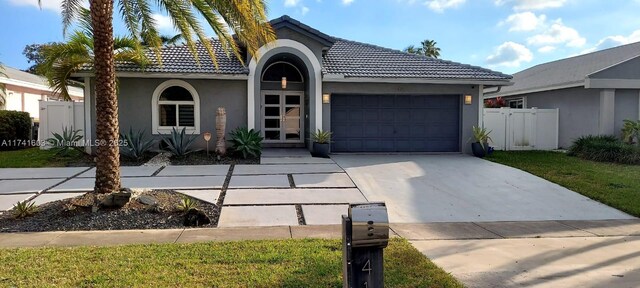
[38,101,84,146]
[483,108,559,151]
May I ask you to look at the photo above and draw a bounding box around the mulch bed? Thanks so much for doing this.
[65,152,159,167]
[170,151,259,165]
[0,190,219,233]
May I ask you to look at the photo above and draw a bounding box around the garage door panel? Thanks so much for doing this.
[331,94,460,152]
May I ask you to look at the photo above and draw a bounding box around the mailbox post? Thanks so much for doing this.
[342,202,389,288]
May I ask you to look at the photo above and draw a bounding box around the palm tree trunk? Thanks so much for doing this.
[90,0,121,194]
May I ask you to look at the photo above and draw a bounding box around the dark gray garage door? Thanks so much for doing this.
[331,94,460,152]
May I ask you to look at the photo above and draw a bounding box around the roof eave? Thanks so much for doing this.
[72,71,249,80]
[323,74,513,86]
[488,81,586,98]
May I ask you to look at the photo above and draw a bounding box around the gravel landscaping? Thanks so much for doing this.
[0,190,219,232]
[170,151,259,165]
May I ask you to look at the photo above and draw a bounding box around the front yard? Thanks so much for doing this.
[487,151,640,217]
[0,147,90,168]
[0,238,462,287]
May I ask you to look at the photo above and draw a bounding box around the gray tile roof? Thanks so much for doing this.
[1,66,50,86]
[498,41,640,95]
[323,39,512,80]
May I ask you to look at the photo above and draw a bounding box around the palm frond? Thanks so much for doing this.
[0,62,6,107]
[60,0,85,36]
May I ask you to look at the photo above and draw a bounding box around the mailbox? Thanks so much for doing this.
[349,203,389,248]
[343,202,389,288]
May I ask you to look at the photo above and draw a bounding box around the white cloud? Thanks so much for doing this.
[342,0,355,5]
[527,19,585,47]
[6,0,60,13]
[538,45,556,53]
[424,0,466,13]
[486,41,533,67]
[581,30,640,54]
[495,0,567,11]
[500,12,546,32]
[152,14,174,32]
[284,0,300,7]
[301,6,310,15]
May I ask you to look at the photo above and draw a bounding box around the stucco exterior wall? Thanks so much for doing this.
[90,77,247,150]
[614,89,640,135]
[322,82,480,154]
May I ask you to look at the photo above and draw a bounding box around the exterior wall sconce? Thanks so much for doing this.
[464,94,473,105]
[281,77,287,89]
[322,93,331,104]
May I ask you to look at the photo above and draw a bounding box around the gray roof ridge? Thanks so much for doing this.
[270,15,335,45]
[586,53,640,78]
[330,37,512,80]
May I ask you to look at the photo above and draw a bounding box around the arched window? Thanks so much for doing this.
[152,80,200,134]
[261,61,304,82]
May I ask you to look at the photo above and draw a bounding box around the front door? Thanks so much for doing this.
[261,91,304,143]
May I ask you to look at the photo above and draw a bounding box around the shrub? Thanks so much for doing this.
[311,129,332,144]
[229,127,263,159]
[162,127,197,157]
[621,119,640,145]
[47,126,83,156]
[13,200,38,219]
[568,135,640,165]
[120,127,155,161]
[0,110,32,151]
[177,196,198,212]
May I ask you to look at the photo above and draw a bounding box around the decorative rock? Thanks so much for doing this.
[137,195,158,206]
[183,208,211,227]
[99,190,132,208]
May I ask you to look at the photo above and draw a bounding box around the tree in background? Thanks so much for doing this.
[23,43,59,75]
[405,39,441,58]
[49,0,275,194]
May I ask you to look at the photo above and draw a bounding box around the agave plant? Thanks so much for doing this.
[470,126,493,149]
[13,200,38,219]
[177,195,198,213]
[47,126,84,156]
[120,127,155,161]
[162,127,197,157]
[230,127,263,159]
[311,129,332,144]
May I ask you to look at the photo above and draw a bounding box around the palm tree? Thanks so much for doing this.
[44,0,275,194]
[0,63,6,108]
[404,39,441,58]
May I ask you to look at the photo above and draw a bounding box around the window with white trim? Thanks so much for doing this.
[507,97,525,109]
[152,80,200,134]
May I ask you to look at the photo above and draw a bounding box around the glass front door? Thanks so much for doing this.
[262,91,304,143]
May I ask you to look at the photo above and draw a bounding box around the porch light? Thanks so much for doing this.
[203,132,212,155]
[464,94,473,105]
[281,77,287,89]
[322,93,331,104]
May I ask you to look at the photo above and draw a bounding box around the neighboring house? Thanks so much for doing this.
[75,15,512,154]
[0,66,84,122]
[486,42,640,148]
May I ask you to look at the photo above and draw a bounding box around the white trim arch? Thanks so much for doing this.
[247,39,323,132]
[151,79,201,134]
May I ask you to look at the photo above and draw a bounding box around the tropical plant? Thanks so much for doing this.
[484,97,507,108]
[311,129,332,144]
[177,195,198,213]
[162,127,197,157]
[23,43,59,75]
[405,39,441,58]
[568,135,640,165]
[470,126,492,149]
[46,0,275,194]
[120,127,155,161]
[230,127,263,159]
[47,126,84,156]
[0,62,6,108]
[621,120,640,145]
[13,200,38,219]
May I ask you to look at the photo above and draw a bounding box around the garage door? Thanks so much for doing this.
[331,94,460,152]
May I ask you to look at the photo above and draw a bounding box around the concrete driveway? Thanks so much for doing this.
[333,154,634,223]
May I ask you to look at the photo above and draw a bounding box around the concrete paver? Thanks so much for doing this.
[293,173,355,188]
[50,176,226,192]
[0,194,35,211]
[0,167,87,179]
[391,223,501,240]
[48,178,94,192]
[32,192,84,206]
[333,154,635,223]
[156,165,230,176]
[233,164,343,175]
[261,157,335,164]
[228,175,291,188]
[302,205,348,225]
[560,219,640,236]
[477,221,595,238]
[261,149,311,157]
[48,229,183,247]
[0,231,64,247]
[174,190,221,205]
[77,166,160,178]
[177,226,292,242]
[412,236,640,288]
[218,205,299,227]
[224,188,366,205]
[290,225,341,239]
[0,179,65,194]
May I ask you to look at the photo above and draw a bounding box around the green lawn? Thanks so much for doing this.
[487,151,640,217]
[0,147,87,168]
[0,238,463,288]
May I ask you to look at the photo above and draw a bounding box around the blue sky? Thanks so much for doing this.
[1,0,640,74]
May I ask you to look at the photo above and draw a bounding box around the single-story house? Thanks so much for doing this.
[486,42,640,148]
[76,15,512,154]
[1,66,83,122]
